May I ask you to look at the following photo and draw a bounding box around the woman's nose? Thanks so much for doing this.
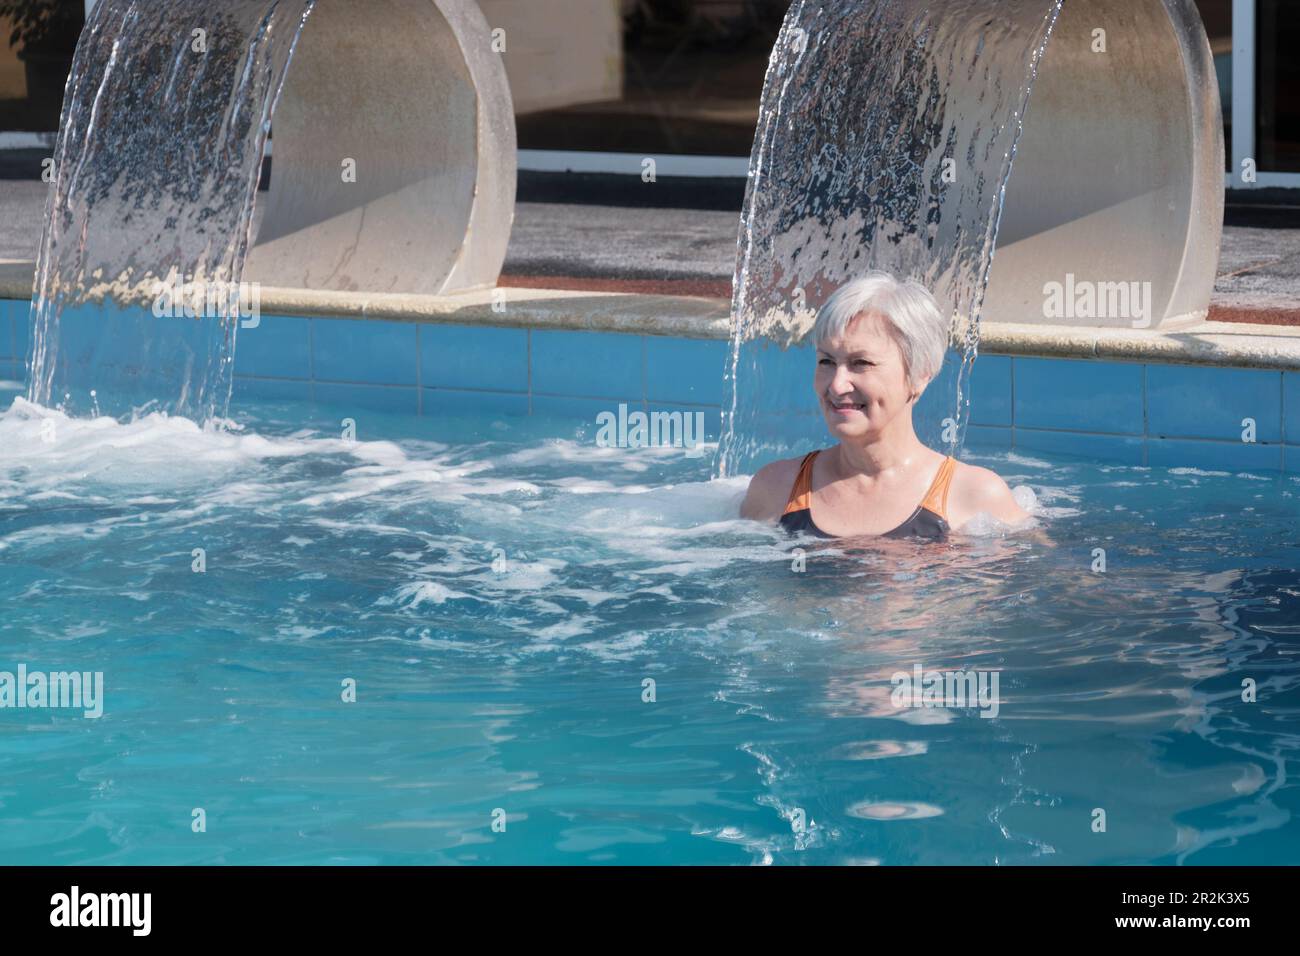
[830,366,855,393]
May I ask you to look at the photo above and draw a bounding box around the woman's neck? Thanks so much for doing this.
[832,420,929,479]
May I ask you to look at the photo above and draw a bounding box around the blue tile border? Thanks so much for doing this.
[232,376,313,403]
[1014,357,1145,434]
[0,300,13,359]
[235,314,312,380]
[1146,365,1281,442]
[532,329,643,399]
[969,354,1013,427]
[6,291,1300,474]
[313,318,418,386]
[421,324,528,392]
[1146,437,1284,473]
[645,336,728,406]
[530,394,647,429]
[1013,428,1146,466]
[964,423,1013,451]
[13,300,30,361]
[1284,372,1300,446]
[422,387,530,419]
[312,382,420,415]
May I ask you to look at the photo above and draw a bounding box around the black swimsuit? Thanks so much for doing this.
[779,450,956,541]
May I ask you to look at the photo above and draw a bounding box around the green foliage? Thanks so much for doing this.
[0,0,82,56]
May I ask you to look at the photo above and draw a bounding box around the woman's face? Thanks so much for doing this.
[814,311,919,440]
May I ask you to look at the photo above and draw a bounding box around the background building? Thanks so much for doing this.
[0,1,1294,196]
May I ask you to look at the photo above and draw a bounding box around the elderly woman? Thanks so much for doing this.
[741,272,1028,539]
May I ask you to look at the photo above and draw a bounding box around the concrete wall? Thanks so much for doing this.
[478,0,621,115]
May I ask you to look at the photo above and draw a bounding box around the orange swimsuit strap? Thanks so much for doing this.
[782,450,957,521]
[781,451,819,516]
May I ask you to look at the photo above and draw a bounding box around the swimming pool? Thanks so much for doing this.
[2,376,1297,865]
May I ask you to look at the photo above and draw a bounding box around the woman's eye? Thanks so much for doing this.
[817,358,834,366]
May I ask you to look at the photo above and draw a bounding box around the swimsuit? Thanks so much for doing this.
[779,450,957,540]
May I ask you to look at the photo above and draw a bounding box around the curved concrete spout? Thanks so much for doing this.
[244,0,515,295]
[984,0,1224,329]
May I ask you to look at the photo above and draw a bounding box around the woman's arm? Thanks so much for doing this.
[739,457,801,522]
[947,463,1031,529]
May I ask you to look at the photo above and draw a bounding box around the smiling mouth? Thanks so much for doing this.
[827,399,866,412]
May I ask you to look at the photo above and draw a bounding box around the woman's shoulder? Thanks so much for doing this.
[739,453,813,521]
[946,458,1027,525]
[948,457,1004,490]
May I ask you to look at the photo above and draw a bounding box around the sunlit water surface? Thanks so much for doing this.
[1,390,1298,864]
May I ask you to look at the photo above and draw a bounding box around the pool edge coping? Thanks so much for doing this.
[5,261,1300,371]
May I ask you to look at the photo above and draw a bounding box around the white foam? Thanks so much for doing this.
[988,451,1055,470]
[1,396,387,488]
[379,580,478,608]
[534,616,599,640]
[576,631,650,660]
[958,510,1041,537]
[1012,485,1039,513]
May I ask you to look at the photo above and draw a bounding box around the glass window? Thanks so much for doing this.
[0,0,84,132]
[485,0,790,156]
[1257,0,1300,172]
[1194,0,1231,171]
[493,1,1241,165]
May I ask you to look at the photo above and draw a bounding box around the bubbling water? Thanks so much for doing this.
[3,392,1297,864]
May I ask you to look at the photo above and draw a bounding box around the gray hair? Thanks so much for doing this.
[811,272,950,389]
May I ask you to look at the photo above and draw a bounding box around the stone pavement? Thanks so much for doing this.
[3,180,1299,321]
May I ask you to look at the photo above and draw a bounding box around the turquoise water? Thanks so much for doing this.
[1,385,1298,865]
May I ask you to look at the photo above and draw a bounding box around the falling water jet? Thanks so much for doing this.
[26,0,316,424]
[717,0,1065,479]
[23,0,517,425]
[717,0,1223,478]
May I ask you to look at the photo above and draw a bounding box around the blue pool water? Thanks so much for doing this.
[1,385,1298,865]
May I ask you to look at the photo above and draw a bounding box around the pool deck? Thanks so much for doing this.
[4,183,1300,370]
